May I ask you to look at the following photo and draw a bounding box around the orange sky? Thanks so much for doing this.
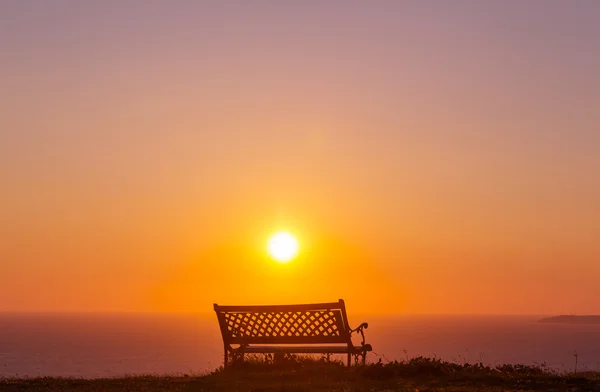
[1,1,599,315]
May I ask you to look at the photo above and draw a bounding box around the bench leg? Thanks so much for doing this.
[224,345,229,367]
[347,353,351,367]
[362,352,367,365]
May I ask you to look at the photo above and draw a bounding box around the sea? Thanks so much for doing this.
[1,313,599,378]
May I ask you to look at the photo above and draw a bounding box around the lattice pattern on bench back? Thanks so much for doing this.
[218,308,350,344]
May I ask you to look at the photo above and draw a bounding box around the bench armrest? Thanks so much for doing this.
[349,322,369,346]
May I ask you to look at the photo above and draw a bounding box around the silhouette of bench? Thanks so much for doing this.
[214,299,372,366]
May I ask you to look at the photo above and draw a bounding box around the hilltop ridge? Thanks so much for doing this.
[1,357,599,392]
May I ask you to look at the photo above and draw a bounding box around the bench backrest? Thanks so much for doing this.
[214,299,353,345]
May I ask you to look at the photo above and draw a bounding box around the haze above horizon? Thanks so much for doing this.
[1,1,599,315]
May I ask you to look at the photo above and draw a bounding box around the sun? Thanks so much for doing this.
[267,231,299,263]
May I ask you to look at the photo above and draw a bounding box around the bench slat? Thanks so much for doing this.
[214,301,343,313]
[227,335,348,344]
[238,345,368,354]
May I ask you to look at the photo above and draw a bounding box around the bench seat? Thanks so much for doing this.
[235,345,371,354]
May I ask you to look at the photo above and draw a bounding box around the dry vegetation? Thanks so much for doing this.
[2,356,599,392]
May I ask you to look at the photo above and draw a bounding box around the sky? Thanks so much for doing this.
[1,1,599,315]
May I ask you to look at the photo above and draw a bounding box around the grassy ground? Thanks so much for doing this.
[2,357,599,392]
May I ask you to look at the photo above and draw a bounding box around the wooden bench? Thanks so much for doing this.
[214,299,372,366]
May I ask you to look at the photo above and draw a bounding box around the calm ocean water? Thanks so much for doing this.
[1,313,599,378]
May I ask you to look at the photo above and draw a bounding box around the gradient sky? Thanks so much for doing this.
[1,1,599,315]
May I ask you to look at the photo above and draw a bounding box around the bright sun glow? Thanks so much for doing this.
[267,231,299,263]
